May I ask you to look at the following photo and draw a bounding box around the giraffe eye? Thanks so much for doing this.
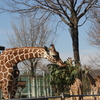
[53,55,59,59]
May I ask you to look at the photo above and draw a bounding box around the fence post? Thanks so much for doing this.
[28,76,31,98]
[60,92,65,100]
[43,71,47,97]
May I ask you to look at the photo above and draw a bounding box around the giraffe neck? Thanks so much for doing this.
[86,73,96,86]
[2,47,47,65]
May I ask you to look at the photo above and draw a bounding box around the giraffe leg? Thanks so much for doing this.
[79,87,83,100]
[2,88,9,100]
[74,91,78,100]
[75,92,79,100]
[2,74,18,99]
[91,89,93,100]
[2,80,12,100]
[94,88,98,100]
[70,89,75,100]
[70,89,73,100]
[2,92,9,100]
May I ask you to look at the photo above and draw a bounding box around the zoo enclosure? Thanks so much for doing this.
[15,69,91,98]
[15,69,56,98]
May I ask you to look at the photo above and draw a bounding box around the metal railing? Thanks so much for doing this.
[10,95,62,100]
[10,94,100,100]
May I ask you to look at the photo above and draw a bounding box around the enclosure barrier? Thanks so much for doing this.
[10,94,100,100]
[10,95,62,100]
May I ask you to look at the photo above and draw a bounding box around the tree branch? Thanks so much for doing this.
[78,0,98,19]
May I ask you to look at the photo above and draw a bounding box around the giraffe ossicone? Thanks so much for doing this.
[0,44,66,99]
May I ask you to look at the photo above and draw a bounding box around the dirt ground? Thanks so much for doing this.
[50,97,100,100]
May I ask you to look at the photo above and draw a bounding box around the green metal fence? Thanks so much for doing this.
[15,70,53,99]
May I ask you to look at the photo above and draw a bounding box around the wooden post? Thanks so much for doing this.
[60,92,65,100]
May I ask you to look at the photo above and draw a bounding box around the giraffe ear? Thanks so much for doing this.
[44,46,50,54]
[50,44,56,51]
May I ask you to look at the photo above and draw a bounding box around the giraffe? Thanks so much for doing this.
[0,44,66,99]
[66,57,83,100]
[0,64,20,99]
[85,71,100,100]
[66,57,74,66]
[70,78,83,100]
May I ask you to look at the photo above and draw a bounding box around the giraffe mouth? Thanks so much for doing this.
[58,63,67,67]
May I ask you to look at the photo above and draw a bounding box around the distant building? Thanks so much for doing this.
[0,46,5,54]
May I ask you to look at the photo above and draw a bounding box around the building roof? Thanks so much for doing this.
[0,46,5,50]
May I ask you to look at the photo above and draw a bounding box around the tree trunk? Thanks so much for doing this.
[31,60,37,77]
[70,26,82,81]
[70,26,80,66]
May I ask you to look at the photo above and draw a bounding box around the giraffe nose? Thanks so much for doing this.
[58,63,67,69]
[59,63,67,68]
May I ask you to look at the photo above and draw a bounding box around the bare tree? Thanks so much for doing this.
[7,14,56,76]
[86,8,100,69]
[0,0,99,66]
[88,9,100,48]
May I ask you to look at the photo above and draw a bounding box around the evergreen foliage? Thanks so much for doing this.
[47,61,81,94]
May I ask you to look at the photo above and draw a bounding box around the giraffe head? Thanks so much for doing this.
[83,65,92,74]
[67,57,74,66]
[44,44,66,67]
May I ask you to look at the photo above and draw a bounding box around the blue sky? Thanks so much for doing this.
[0,12,99,65]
